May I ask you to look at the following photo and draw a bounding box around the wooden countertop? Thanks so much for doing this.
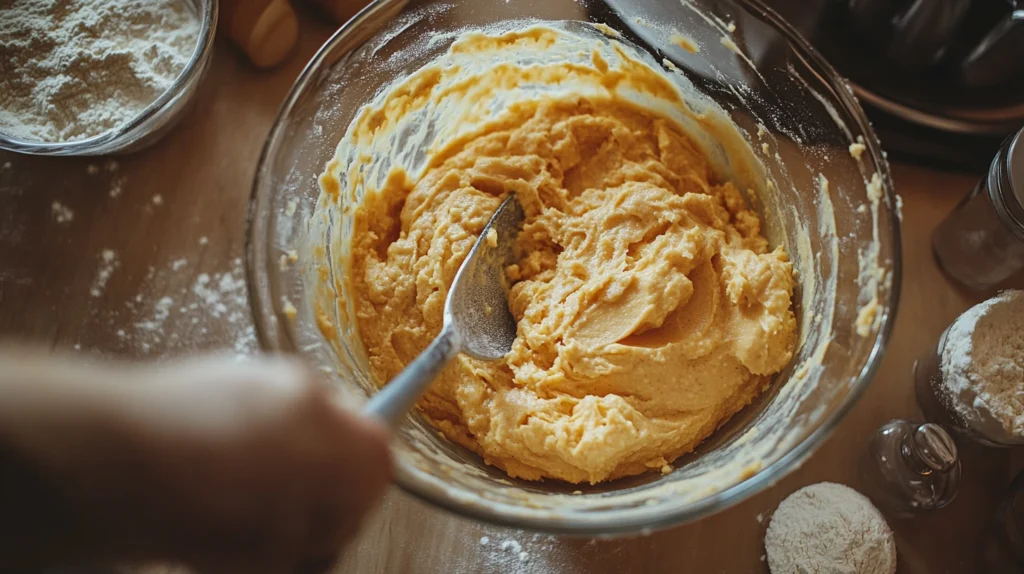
[1,14,1021,574]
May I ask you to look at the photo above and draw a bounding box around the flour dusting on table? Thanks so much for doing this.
[120,256,256,357]
[466,533,571,574]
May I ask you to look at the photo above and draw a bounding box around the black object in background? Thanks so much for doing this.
[763,0,1024,172]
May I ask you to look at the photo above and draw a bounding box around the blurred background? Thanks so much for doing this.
[766,0,1023,170]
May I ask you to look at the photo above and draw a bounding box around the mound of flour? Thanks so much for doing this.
[939,290,1024,442]
[0,0,199,142]
[764,483,896,574]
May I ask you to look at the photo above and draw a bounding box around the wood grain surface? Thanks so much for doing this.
[1,11,1022,574]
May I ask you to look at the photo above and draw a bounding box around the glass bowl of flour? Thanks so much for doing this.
[248,0,902,534]
[915,290,1024,447]
[0,0,216,156]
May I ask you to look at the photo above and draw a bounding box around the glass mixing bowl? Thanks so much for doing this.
[247,0,901,535]
[0,0,217,156]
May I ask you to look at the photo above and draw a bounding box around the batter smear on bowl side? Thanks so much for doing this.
[318,26,797,484]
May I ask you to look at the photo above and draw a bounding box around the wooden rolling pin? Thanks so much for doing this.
[301,0,374,25]
[219,0,300,68]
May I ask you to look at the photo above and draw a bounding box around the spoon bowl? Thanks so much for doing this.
[363,194,525,427]
[447,194,525,361]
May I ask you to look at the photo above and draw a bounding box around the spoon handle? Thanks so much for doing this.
[363,326,462,429]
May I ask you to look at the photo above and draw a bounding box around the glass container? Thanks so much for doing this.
[932,127,1024,291]
[0,0,218,156]
[914,302,1024,447]
[862,419,960,518]
[247,0,901,535]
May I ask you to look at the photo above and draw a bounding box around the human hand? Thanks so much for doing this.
[0,354,392,574]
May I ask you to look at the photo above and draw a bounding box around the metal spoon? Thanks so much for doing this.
[363,194,525,428]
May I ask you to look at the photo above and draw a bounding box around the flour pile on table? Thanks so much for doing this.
[764,482,896,574]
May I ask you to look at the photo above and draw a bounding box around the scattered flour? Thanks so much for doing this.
[456,532,629,574]
[109,176,125,198]
[500,539,528,562]
[764,483,896,574]
[79,247,256,358]
[152,194,163,206]
[85,159,125,197]
[135,296,175,334]
[0,0,200,142]
[939,290,1024,442]
[90,249,119,297]
[51,201,74,224]
[470,534,548,573]
[116,256,256,357]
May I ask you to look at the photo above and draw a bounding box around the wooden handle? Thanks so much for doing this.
[219,0,299,68]
[301,0,374,25]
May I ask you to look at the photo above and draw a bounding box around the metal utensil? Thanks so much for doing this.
[363,194,525,428]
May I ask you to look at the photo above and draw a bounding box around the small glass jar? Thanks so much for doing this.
[914,306,1024,447]
[862,419,960,518]
[932,127,1024,291]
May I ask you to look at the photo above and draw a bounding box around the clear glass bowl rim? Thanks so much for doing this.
[246,0,903,534]
[0,0,218,156]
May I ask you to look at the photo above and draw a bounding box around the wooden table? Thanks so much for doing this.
[2,13,1022,574]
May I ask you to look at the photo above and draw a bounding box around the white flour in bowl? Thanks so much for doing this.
[764,482,896,574]
[939,290,1024,442]
[0,0,200,143]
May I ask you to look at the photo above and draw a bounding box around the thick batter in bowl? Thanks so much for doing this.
[248,0,900,534]
[322,26,798,485]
